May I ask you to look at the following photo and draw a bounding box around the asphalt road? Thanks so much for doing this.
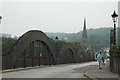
[2,61,97,78]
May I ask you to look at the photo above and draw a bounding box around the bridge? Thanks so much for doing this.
[2,30,95,70]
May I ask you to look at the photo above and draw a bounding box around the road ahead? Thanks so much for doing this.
[3,61,97,78]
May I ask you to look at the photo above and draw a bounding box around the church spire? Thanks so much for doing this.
[82,18,88,49]
[84,18,86,31]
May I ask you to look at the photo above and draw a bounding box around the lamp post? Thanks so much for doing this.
[55,36,58,57]
[111,11,118,45]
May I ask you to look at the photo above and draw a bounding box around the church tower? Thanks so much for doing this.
[82,18,88,49]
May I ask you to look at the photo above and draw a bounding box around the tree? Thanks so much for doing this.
[2,37,17,55]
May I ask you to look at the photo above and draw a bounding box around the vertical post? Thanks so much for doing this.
[38,41,41,66]
[55,40,57,64]
[56,41,57,57]
[42,43,45,65]
[41,43,43,65]
[110,47,113,71]
[65,50,67,64]
[30,43,31,66]
[114,23,116,45]
[46,46,49,65]
[110,30,114,71]
[31,42,34,67]
[24,49,26,68]
[55,36,58,64]
[45,45,47,65]
[44,45,46,65]
[49,51,51,65]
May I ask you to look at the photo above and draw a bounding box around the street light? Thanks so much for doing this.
[111,11,118,45]
[55,36,59,57]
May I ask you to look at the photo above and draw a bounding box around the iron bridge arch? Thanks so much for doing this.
[58,43,77,64]
[4,30,56,69]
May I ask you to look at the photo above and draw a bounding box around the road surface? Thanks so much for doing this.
[3,61,98,78]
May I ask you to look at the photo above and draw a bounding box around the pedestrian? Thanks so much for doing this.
[97,51,103,69]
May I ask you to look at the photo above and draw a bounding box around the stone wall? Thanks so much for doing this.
[110,46,120,75]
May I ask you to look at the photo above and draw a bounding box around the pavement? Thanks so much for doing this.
[2,65,49,73]
[84,61,120,80]
[2,62,86,73]
[2,61,120,79]
[2,61,96,78]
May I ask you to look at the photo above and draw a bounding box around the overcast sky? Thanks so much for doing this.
[1,1,118,36]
